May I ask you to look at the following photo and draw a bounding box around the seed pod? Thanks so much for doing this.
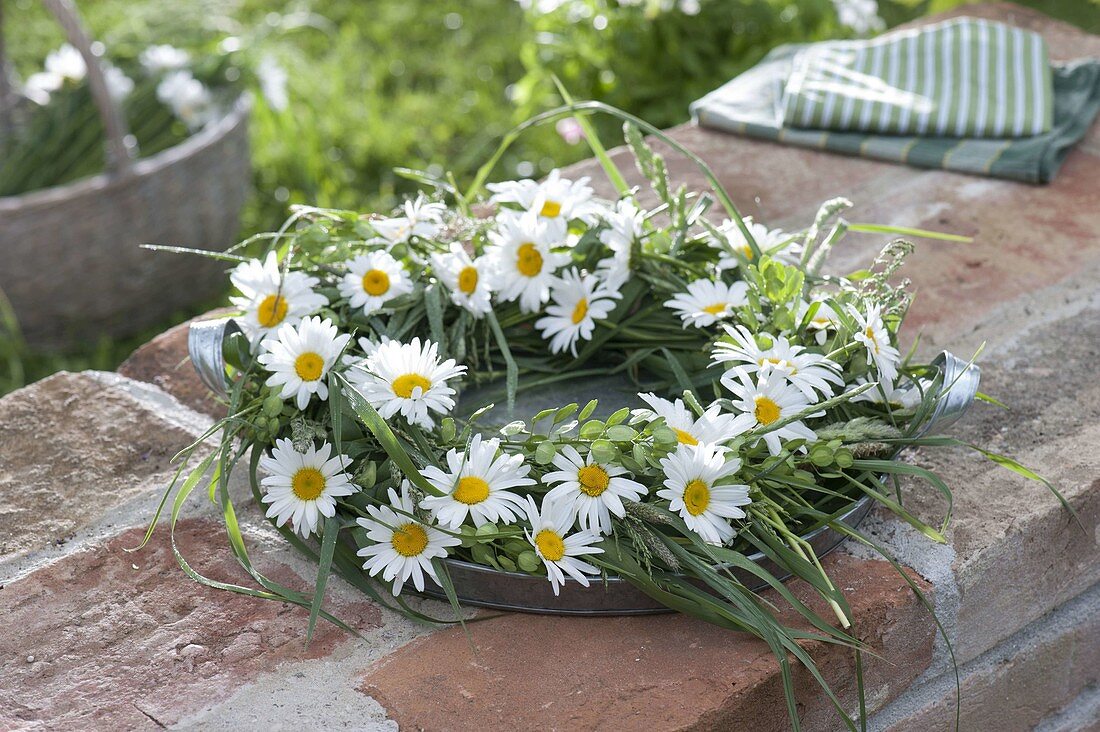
[263,394,284,417]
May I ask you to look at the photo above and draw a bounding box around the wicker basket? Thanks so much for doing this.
[0,0,250,349]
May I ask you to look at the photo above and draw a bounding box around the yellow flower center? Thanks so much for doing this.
[457,266,479,295]
[673,428,698,446]
[539,200,562,218]
[291,467,326,501]
[362,269,391,297]
[392,373,432,399]
[865,326,880,353]
[257,294,289,328]
[294,352,325,382]
[516,243,543,277]
[754,395,781,426]
[683,478,711,516]
[740,245,754,260]
[453,476,490,505]
[571,298,589,325]
[577,464,610,497]
[535,529,565,561]
[391,522,429,557]
[759,357,797,374]
[703,303,728,315]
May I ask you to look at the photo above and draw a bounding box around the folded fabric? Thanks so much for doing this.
[782,18,1054,138]
[690,37,1100,183]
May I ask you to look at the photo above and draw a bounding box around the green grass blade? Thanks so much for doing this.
[307,516,342,643]
[966,443,1081,526]
[845,223,972,242]
[336,373,444,497]
[551,78,629,195]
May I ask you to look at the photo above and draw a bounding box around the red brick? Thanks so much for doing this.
[0,519,381,729]
[118,311,230,419]
[360,554,933,731]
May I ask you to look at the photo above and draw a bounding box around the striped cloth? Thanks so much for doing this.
[690,25,1100,183]
[782,19,1054,138]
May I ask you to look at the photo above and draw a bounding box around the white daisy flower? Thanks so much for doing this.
[104,66,134,102]
[157,69,216,129]
[637,392,746,447]
[712,325,843,400]
[711,217,794,271]
[595,199,645,287]
[798,298,842,345]
[259,438,355,538]
[230,252,328,344]
[664,279,750,328]
[851,304,901,384]
[852,375,930,409]
[835,0,885,35]
[338,250,414,315]
[534,268,622,355]
[542,445,646,534]
[420,434,534,529]
[357,482,461,596]
[720,368,821,455]
[44,44,86,80]
[139,44,191,73]
[431,243,493,317]
[657,443,750,545]
[340,335,389,370]
[487,169,599,237]
[348,337,466,429]
[256,54,289,112]
[373,196,446,245]
[25,44,131,104]
[523,495,605,596]
[257,316,351,410]
[485,210,569,313]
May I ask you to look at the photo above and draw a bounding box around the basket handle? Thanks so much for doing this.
[1,0,136,173]
[0,1,14,138]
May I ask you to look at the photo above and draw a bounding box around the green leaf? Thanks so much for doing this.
[590,439,619,463]
[535,440,558,464]
[578,399,599,422]
[579,420,605,440]
[606,424,637,442]
[337,374,444,497]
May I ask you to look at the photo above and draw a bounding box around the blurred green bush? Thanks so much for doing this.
[1,0,1096,395]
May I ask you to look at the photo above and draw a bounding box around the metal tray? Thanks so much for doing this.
[191,318,979,615]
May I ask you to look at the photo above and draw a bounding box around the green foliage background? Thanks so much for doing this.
[1,0,1096,394]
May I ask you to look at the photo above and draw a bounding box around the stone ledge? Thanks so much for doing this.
[0,519,382,730]
[118,313,228,419]
[359,554,933,732]
[871,570,1100,730]
[0,370,212,562]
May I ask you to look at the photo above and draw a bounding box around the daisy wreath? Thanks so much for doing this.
[148,104,1067,730]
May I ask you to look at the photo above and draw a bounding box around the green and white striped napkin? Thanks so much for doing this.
[781,18,1054,138]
